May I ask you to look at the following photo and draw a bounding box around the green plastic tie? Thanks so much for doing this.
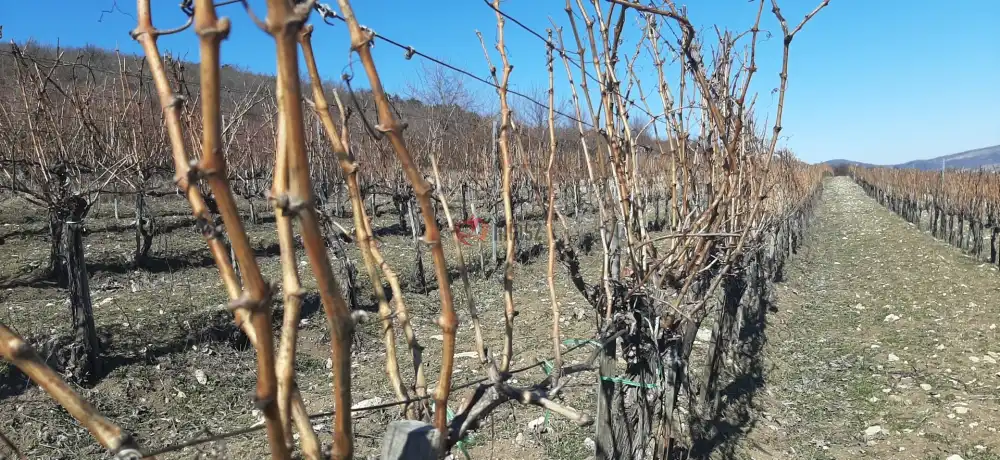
[446,406,472,459]
[601,375,659,389]
[563,338,601,348]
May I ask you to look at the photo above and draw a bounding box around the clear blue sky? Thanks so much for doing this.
[2,0,997,165]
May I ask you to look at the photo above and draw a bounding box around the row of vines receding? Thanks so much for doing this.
[852,166,1000,266]
[0,0,831,458]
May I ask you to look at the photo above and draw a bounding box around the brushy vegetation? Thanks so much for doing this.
[0,0,834,459]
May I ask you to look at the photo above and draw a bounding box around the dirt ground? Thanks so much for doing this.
[0,192,603,459]
[733,177,1000,460]
[7,176,1000,459]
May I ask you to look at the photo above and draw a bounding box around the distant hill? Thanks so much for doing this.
[821,144,1000,172]
[822,159,878,169]
[895,145,1000,171]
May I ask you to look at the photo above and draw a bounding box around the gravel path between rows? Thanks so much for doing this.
[737,177,1000,460]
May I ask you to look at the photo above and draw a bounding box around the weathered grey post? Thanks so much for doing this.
[381,419,438,460]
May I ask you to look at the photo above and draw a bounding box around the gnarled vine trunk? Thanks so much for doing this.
[62,195,100,381]
[134,190,155,267]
